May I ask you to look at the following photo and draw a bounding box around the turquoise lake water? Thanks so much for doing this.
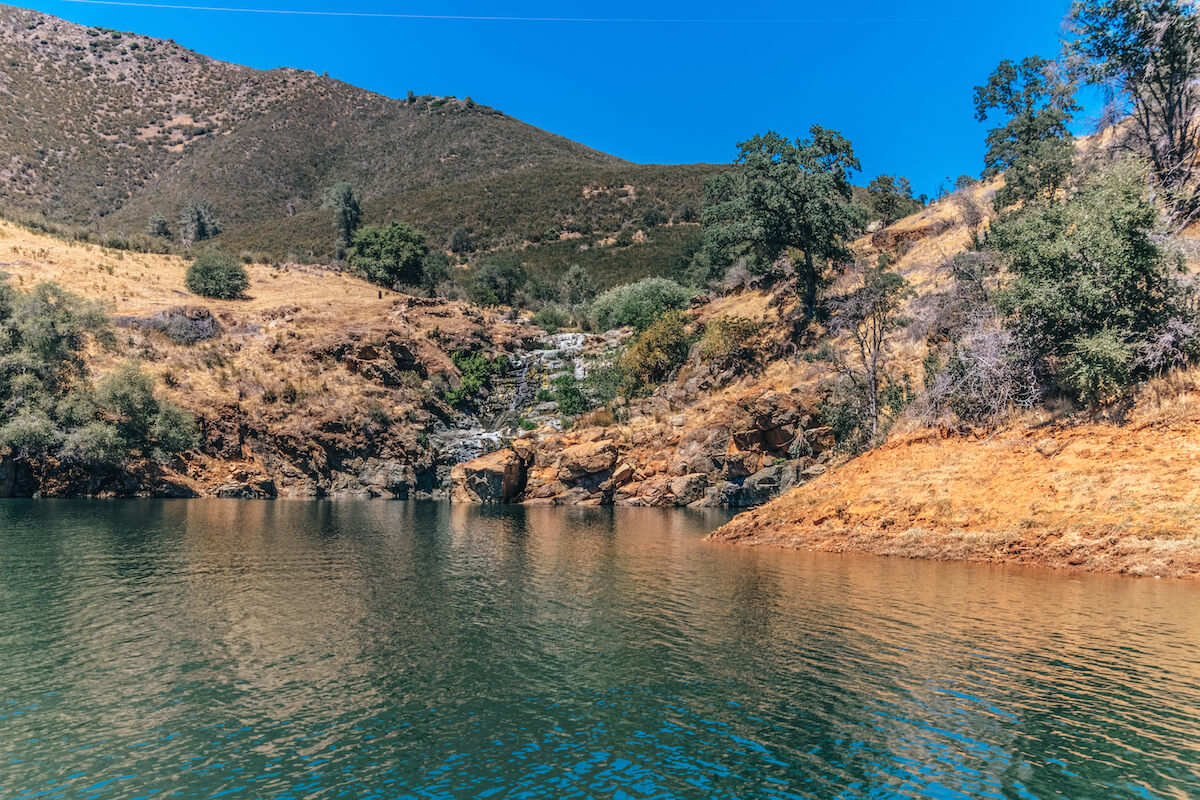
[1,500,1198,799]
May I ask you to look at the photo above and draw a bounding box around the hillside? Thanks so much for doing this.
[0,5,728,285]
[708,391,1200,578]
[216,162,723,283]
[0,5,618,229]
[0,218,547,498]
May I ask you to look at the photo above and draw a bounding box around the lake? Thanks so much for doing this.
[1,500,1198,799]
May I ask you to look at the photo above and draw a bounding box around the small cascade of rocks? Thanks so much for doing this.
[430,327,630,481]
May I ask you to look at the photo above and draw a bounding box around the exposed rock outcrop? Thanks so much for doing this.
[451,448,530,503]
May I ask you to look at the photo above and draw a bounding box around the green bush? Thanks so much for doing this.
[559,264,597,307]
[533,304,571,333]
[444,350,507,408]
[186,249,249,299]
[993,160,1191,404]
[552,374,588,416]
[617,310,694,395]
[468,253,527,306]
[1063,330,1135,405]
[421,251,451,293]
[590,277,693,331]
[93,363,198,460]
[350,222,428,289]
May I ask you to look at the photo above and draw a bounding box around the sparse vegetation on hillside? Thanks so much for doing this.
[0,5,619,235]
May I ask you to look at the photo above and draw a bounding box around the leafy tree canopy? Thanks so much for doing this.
[992,160,1191,403]
[350,222,429,289]
[1068,0,1200,223]
[867,174,921,225]
[702,127,863,315]
[974,56,1078,207]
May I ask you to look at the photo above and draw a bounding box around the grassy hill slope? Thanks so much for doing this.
[0,4,620,231]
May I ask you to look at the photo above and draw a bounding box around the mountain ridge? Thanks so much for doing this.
[0,3,626,232]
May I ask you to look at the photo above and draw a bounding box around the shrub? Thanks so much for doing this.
[559,264,597,307]
[444,350,506,408]
[421,251,451,293]
[697,316,767,373]
[1063,330,1135,405]
[617,310,694,395]
[94,363,197,460]
[552,374,588,416]
[533,304,571,333]
[448,228,474,254]
[468,254,527,306]
[60,420,125,465]
[147,212,171,239]
[642,206,668,227]
[921,319,1041,423]
[992,160,1191,404]
[590,277,693,331]
[186,249,249,299]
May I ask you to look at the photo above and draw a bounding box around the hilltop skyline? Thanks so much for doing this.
[20,0,1084,194]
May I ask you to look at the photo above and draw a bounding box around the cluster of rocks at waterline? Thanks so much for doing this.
[452,389,837,507]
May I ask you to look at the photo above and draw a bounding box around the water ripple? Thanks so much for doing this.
[1,499,1198,799]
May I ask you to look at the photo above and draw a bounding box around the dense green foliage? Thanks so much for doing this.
[616,310,694,396]
[866,175,922,225]
[974,56,1077,208]
[444,351,508,408]
[185,249,249,299]
[590,278,693,332]
[991,161,1191,403]
[468,254,527,306]
[349,222,428,289]
[702,127,863,314]
[0,277,195,466]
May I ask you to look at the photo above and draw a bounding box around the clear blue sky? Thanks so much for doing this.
[24,0,1086,196]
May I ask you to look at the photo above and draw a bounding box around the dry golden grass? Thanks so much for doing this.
[713,400,1200,577]
[0,220,532,493]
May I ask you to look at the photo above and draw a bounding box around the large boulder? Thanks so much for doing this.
[557,441,617,482]
[669,473,710,505]
[451,448,528,503]
[357,459,417,499]
[215,479,277,499]
[728,460,805,507]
